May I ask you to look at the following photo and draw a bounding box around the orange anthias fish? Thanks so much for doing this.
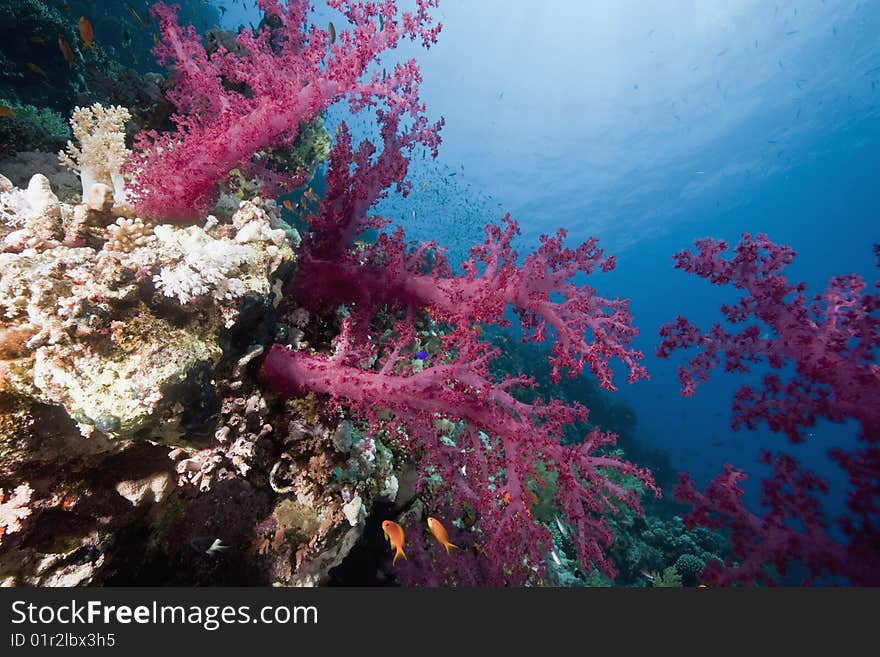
[381,520,406,565]
[79,16,94,48]
[58,37,75,67]
[26,63,49,80]
[501,490,532,516]
[427,517,458,555]
[0,106,16,117]
[282,199,294,211]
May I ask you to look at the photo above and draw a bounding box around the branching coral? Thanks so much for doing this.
[105,217,153,253]
[281,211,654,582]
[58,103,132,203]
[266,321,657,584]
[298,219,646,389]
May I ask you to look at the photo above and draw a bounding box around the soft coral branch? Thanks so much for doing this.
[126,0,442,219]
[293,53,642,391]
[265,324,657,584]
[674,456,846,585]
[298,217,646,390]
[658,233,880,441]
[659,234,880,584]
[254,0,654,585]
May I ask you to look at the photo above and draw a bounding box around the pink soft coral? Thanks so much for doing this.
[658,234,880,584]
[298,218,646,389]
[264,16,654,582]
[673,456,847,585]
[127,0,442,219]
[265,314,656,584]
[295,109,645,391]
[136,0,656,584]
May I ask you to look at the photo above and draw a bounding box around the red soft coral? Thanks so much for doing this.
[126,0,442,220]
[268,72,655,582]
[264,0,657,584]
[674,456,846,585]
[658,234,879,440]
[174,0,659,585]
[659,235,880,584]
[265,312,656,584]
[298,218,646,389]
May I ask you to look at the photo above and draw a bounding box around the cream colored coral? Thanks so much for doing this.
[151,203,294,316]
[0,174,63,249]
[0,483,32,543]
[152,227,256,305]
[58,103,131,203]
[105,217,154,253]
[23,174,62,242]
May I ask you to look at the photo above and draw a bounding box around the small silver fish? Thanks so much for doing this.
[554,514,569,538]
[191,537,229,556]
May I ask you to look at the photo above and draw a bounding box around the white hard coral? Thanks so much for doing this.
[105,217,154,253]
[0,176,295,436]
[151,200,293,318]
[58,103,131,204]
[0,174,64,250]
[0,483,33,544]
[153,228,256,305]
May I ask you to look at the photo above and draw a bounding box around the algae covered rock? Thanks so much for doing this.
[31,314,222,437]
[0,174,296,438]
